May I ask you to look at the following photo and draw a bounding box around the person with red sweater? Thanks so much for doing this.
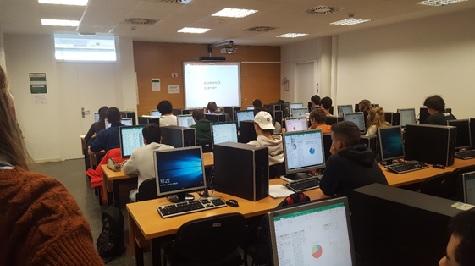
[0,65,103,265]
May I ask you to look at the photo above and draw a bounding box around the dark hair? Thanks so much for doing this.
[142,123,161,144]
[207,102,218,113]
[359,99,372,114]
[192,109,205,120]
[321,96,332,110]
[157,100,173,115]
[98,106,108,121]
[423,95,445,113]
[309,108,327,124]
[106,107,120,124]
[331,121,361,148]
[449,210,475,266]
[311,95,321,105]
[252,99,262,108]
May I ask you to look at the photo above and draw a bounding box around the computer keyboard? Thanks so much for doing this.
[157,196,227,218]
[285,176,321,192]
[455,149,475,160]
[387,161,427,174]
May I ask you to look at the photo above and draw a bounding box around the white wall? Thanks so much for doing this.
[4,34,137,162]
[335,8,475,118]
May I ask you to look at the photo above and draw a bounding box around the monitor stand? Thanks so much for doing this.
[168,192,195,203]
[284,173,311,180]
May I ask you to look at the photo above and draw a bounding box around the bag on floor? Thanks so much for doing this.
[96,206,125,262]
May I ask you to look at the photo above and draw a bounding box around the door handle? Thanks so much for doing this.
[81,107,90,118]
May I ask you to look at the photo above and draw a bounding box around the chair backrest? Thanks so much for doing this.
[417,172,457,199]
[269,162,285,179]
[200,141,213,153]
[135,178,158,201]
[174,212,246,263]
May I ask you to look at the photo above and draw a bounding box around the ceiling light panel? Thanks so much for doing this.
[38,0,88,6]
[277,33,308,38]
[177,27,210,33]
[212,8,258,18]
[418,0,468,6]
[41,19,80,26]
[330,18,371,26]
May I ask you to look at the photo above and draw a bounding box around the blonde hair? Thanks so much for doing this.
[0,65,30,169]
[367,107,390,129]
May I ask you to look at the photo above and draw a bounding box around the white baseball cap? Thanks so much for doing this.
[254,111,275,130]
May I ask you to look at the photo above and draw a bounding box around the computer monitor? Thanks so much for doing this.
[94,112,100,122]
[105,118,133,129]
[378,126,405,162]
[397,108,417,127]
[273,110,283,128]
[211,122,238,145]
[273,104,282,111]
[338,105,354,116]
[236,110,255,128]
[283,129,325,174]
[205,113,226,123]
[154,146,206,203]
[177,114,195,128]
[291,107,308,118]
[150,110,162,117]
[284,117,307,132]
[289,102,303,110]
[447,119,472,149]
[462,171,475,205]
[343,112,366,134]
[268,197,356,266]
[246,105,254,110]
[119,125,145,158]
[326,116,343,126]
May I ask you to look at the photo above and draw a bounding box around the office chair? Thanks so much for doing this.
[417,172,458,199]
[269,162,285,179]
[162,212,247,266]
[135,178,158,202]
[199,141,213,153]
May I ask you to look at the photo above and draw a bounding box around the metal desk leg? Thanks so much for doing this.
[113,180,120,207]
[134,241,144,266]
[151,238,162,266]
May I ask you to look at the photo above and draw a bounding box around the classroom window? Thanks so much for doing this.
[54,34,117,62]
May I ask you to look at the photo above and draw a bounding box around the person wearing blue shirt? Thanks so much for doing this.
[90,107,123,153]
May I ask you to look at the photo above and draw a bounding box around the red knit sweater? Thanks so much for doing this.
[0,167,104,265]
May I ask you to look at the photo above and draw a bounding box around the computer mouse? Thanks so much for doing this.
[226,199,239,207]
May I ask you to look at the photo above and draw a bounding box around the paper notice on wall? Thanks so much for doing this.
[30,73,47,94]
[168,85,180,94]
[32,94,47,104]
[152,79,160,91]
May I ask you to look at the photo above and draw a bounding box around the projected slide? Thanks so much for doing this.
[184,62,240,108]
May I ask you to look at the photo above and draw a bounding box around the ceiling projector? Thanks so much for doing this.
[220,46,237,54]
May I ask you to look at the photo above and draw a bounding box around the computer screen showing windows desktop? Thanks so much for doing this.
[211,122,238,145]
[378,126,405,162]
[283,129,325,174]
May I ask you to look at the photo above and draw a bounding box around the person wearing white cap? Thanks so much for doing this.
[247,111,284,166]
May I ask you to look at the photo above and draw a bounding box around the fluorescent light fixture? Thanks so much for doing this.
[38,0,88,6]
[212,8,258,18]
[418,0,468,6]
[177,27,210,34]
[41,19,80,26]
[277,33,308,38]
[330,18,371,26]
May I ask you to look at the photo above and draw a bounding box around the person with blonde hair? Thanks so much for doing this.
[0,65,103,265]
[366,107,391,136]
[359,99,372,118]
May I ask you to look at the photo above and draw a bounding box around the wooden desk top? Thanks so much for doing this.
[381,165,453,186]
[450,158,475,170]
[126,179,326,240]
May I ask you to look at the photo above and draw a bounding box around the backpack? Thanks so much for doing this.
[96,206,125,262]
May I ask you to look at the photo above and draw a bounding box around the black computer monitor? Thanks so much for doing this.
[155,146,206,203]
[419,107,430,124]
[205,113,226,123]
[338,105,354,116]
[268,197,356,266]
[326,116,343,126]
[119,125,145,158]
[471,118,475,149]
[273,110,283,128]
[238,121,257,144]
[138,116,159,125]
[284,117,307,132]
[150,110,162,117]
[447,119,472,149]
[384,112,393,125]
[211,122,238,145]
[361,135,378,159]
[283,129,325,174]
[291,107,307,118]
[236,110,255,128]
[177,114,195,128]
[397,108,417,127]
[343,112,366,134]
[462,171,475,205]
[378,126,405,163]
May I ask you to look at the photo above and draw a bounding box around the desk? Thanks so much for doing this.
[381,165,453,186]
[126,179,326,265]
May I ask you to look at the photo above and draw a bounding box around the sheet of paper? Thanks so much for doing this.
[269,185,294,198]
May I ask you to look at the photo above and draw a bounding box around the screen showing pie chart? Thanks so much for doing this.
[312,244,323,258]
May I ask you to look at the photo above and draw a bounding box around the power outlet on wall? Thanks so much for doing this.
[172,73,178,77]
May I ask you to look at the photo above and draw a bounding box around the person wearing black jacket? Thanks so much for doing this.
[320,121,388,196]
[422,95,455,125]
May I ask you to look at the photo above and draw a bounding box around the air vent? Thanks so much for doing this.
[306,6,340,15]
[245,26,277,32]
[121,18,159,26]
[157,0,191,3]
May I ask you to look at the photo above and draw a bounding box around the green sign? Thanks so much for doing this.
[30,73,47,94]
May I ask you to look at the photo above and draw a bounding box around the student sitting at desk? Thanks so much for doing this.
[311,95,321,107]
[422,95,455,125]
[90,107,123,153]
[358,99,372,119]
[309,108,331,133]
[439,209,475,266]
[320,121,388,197]
[84,106,108,145]
[247,111,284,166]
[157,100,177,127]
[123,124,174,202]
[320,96,333,116]
[190,110,212,146]
[366,107,390,136]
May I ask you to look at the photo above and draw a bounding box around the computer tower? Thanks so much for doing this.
[384,112,392,125]
[120,111,136,125]
[471,118,475,149]
[160,126,196,147]
[360,135,379,159]
[223,107,240,121]
[213,142,269,201]
[283,102,291,118]
[419,107,430,124]
[138,116,159,125]
[238,120,257,143]
[205,113,226,123]
[181,109,190,115]
[322,133,332,162]
[405,124,456,166]
[349,183,460,266]
[392,112,400,126]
